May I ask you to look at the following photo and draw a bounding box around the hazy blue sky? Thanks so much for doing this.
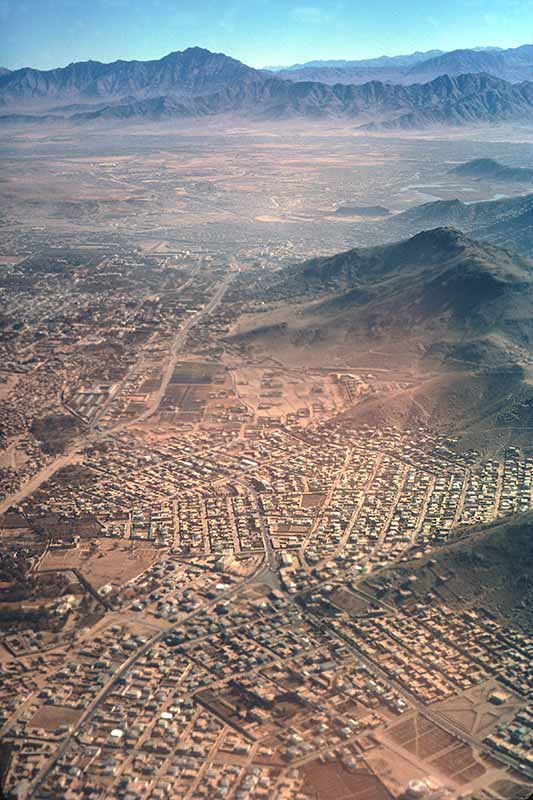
[1,0,531,70]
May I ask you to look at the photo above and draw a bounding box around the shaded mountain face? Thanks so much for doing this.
[480,207,533,255]
[394,194,533,256]
[234,228,533,370]
[396,193,533,228]
[450,158,533,182]
[2,53,533,130]
[394,511,533,630]
[272,44,533,85]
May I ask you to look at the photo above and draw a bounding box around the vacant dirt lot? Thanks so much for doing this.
[30,704,83,732]
[39,538,160,589]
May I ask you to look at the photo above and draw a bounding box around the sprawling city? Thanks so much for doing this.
[1,4,533,800]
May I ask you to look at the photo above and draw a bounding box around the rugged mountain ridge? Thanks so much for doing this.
[2,50,533,129]
[0,47,261,107]
[396,193,533,228]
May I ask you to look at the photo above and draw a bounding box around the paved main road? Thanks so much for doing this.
[0,452,84,515]
[233,477,278,572]
[132,272,233,427]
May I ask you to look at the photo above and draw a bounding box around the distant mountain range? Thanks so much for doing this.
[265,49,445,72]
[2,46,533,129]
[269,44,533,85]
[407,45,533,83]
[267,44,533,85]
[394,192,533,256]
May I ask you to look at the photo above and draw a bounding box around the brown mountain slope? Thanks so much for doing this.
[230,229,533,447]
[233,228,533,365]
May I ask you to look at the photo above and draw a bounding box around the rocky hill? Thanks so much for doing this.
[450,158,533,182]
[231,229,533,436]
[257,226,531,311]
[394,194,533,256]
